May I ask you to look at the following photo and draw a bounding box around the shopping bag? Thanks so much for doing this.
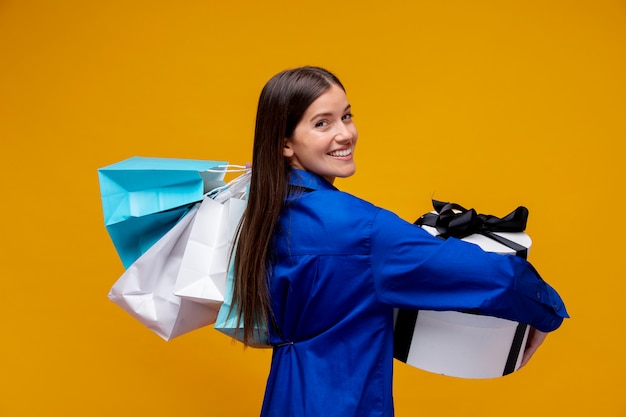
[174,170,250,305]
[108,204,218,341]
[214,261,270,348]
[98,156,227,268]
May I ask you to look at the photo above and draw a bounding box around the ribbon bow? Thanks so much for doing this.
[415,200,529,258]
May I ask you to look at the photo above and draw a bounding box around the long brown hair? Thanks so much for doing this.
[232,66,345,346]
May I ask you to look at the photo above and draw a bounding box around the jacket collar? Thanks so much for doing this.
[288,168,337,192]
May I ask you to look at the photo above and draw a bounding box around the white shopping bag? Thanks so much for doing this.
[173,197,247,304]
[108,204,218,341]
[173,170,250,305]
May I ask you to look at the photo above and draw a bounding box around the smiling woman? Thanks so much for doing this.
[229,66,567,417]
[2,0,625,414]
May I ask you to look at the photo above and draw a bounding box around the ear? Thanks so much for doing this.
[283,138,294,158]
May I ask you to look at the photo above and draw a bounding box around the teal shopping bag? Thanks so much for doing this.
[214,259,270,348]
[98,156,227,268]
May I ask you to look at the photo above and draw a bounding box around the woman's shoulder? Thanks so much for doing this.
[316,188,381,214]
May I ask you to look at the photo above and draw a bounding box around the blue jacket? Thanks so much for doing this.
[261,169,567,417]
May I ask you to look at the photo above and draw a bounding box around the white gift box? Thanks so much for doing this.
[393,224,531,379]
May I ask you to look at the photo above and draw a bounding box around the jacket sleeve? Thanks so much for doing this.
[369,208,568,332]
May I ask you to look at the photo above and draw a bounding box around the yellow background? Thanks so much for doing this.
[1,0,624,415]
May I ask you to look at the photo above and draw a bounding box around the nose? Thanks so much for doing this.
[334,121,356,143]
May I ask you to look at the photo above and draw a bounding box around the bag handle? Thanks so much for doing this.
[205,168,251,203]
[205,164,249,173]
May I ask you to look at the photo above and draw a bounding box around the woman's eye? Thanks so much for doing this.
[342,113,353,121]
[315,120,329,128]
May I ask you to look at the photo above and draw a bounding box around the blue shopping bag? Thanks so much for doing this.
[98,156,227,268]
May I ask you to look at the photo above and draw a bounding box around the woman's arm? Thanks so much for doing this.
[369,209,568,332]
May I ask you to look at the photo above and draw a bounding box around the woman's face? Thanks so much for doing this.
[283,84,358,184]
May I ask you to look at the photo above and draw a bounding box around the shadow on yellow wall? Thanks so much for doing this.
[1,1,624,416]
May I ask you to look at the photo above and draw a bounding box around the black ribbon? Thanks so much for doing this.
[414,200,529,260]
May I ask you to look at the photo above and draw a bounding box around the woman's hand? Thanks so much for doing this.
[520,327,548,367]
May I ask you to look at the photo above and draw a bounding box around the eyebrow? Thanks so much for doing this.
[309,104,352,122]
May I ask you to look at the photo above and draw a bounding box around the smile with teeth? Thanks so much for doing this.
[328,148,352,157]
